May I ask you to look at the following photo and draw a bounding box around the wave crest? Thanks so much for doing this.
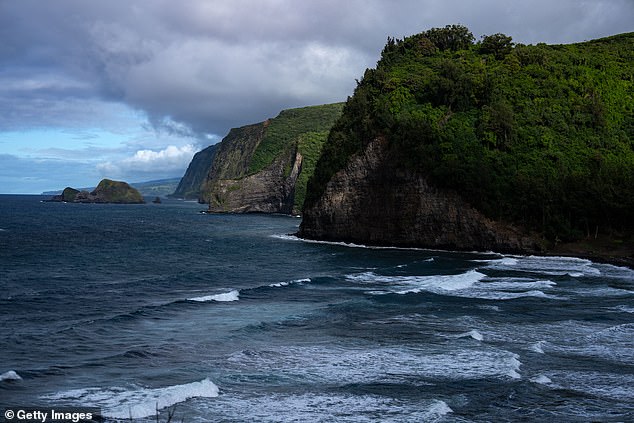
[44,378,219,419]
[0,370,22,382]
[189,290,240,302]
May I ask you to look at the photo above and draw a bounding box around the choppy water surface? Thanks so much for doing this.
[1,195,633,422]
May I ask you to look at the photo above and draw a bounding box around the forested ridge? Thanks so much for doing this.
[306,26,634,244]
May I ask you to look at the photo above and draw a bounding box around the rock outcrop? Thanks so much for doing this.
[299,137,542,254]
[49,179,145,204]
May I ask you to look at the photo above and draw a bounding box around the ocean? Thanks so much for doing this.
[1,194,633,422]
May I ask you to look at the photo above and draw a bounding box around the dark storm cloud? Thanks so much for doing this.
[1,0,633,137]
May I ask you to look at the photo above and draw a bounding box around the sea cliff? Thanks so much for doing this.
[300,26,633,264]
[300,136,541,254]
[196,103,343,214]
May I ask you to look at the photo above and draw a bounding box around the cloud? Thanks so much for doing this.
[97,144,198,179]
[3,0,630,139]
[1,0,633,193]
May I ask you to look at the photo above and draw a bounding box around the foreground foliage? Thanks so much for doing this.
[307,26,634,242]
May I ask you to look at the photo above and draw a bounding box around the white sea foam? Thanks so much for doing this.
[464,330,484,341]
[530,375,552,385]
[0,370,22,381]
[449,329,484,341]
[269,278,310,288]
[228,345,521,382]
[188,290,239,302]
[200,393,452,422]
[421,400,453,420]
[347,269,485,294]
[271,234,302,242]
[44,378,219,419]
[486,255,602,277]
[530,341,546,354]
[349,269,561,300]
[475,257,519,266]
[273,233,439,252]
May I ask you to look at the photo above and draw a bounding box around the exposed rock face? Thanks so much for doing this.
[49,179,145,204]
[193,103,343,214]
[170,144,218,200]
[208,147,303,214]
[202,119,306,214]
[199,122,268,210]
[206,122,267,182]
[300,137,542,254]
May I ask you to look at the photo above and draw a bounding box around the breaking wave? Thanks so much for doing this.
[0,370,22,382]
[347,269,561,300]
[188,290,240,302]
[44,378,219,419]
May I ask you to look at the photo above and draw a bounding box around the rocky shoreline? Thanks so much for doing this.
[298,137,633,269]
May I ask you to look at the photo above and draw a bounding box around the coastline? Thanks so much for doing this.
[295,232,634,270]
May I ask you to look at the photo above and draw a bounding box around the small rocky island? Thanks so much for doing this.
[49,179,145,204]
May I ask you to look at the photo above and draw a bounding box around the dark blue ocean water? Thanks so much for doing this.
[1,194,633,422]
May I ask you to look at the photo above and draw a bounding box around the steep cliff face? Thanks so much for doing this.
[199,121,267,208]
[170,145,219,199]
[205,122,267,182]
[208,146,303,214]
[197,103,343,214]
[300,137,541,253]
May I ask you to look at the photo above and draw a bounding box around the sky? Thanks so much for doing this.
[1,0,633,193]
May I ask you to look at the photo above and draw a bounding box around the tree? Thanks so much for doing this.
[480,33,514,59]
[423,24,475,51]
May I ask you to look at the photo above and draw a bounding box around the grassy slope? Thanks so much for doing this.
[247,103,344,210]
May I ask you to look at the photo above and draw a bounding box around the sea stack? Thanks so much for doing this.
[48,179,145,204]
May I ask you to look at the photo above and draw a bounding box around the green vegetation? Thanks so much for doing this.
[60,187,79,202]
[293,130,330,211]
[248,103,344,175]
[245,102,343,211]
[131,178,181,197]
[307,26,634,242]
[95,179,145,203]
